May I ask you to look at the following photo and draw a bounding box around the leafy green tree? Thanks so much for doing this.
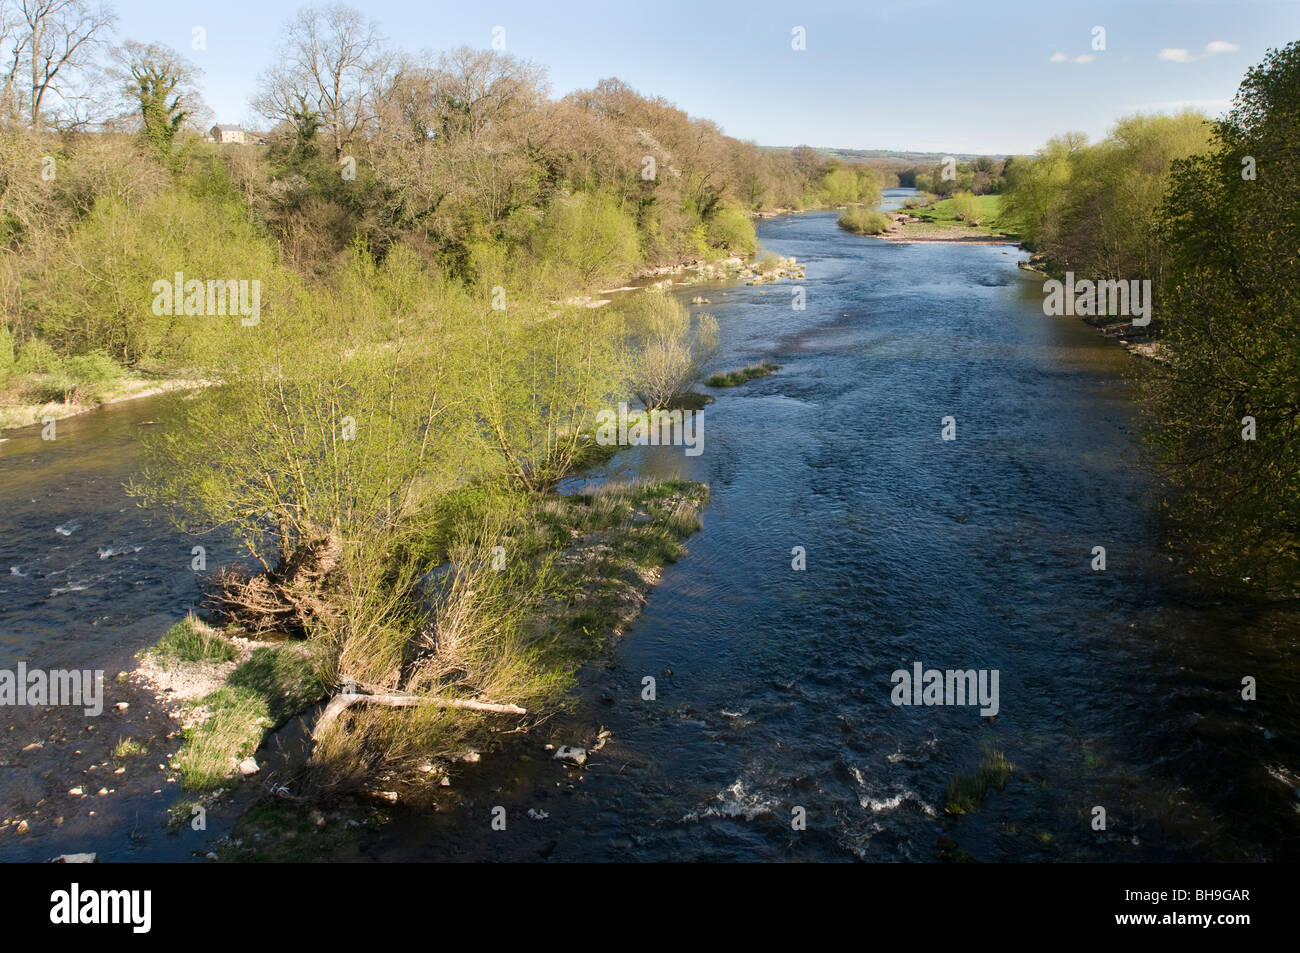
[468,297,629,492]
[999,133,1085,251]
[1138,41,1300,594]
[704,202,757,255]
[529,189,641,287]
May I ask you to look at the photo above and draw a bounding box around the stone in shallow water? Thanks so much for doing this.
[553,746,587,766]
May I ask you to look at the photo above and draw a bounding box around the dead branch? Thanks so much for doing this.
[312,690,526,741]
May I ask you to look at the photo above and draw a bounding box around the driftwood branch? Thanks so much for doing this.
[313,691,527,741]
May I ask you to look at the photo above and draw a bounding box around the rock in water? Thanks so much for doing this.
[554,745,587,766]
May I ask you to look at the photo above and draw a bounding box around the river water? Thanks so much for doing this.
[2,192,1297,861]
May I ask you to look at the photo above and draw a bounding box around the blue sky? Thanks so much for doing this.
[110,0,1300,154]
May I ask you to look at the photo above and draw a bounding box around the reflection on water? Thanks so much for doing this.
[1,208,1296,862]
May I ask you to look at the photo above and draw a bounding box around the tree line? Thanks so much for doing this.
[999,42,1299,596]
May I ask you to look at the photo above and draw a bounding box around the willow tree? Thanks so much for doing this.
[134,245,475,633]
[623,291,717,410]
[1137,41,1300,595]
[468,296,629,493]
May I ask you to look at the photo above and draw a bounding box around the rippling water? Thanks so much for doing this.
[370,202,1299,862]
[2,197,1297,861]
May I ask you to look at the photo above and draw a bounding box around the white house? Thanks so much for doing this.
[210,124,246,144]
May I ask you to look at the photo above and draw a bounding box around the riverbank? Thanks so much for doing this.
[565,254,803,308]
[871,192,1017,244]
[1016,259,1169,363]
[0,375,209,437]
[878,209,1017,244]
[3,250,801,437]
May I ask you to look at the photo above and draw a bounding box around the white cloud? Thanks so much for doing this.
[1074,54,1094,63]
[1160,41,1239,63]
[1049,52,1068,63]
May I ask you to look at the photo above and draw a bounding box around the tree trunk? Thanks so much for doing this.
[312,690,526,742]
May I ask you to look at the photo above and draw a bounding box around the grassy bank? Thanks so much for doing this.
[896,194,1013,238]
[0,364,204,434]
[0,354,199,434]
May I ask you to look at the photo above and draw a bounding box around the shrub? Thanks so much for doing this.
[14,337,61,374]
[837,207,890,235]
[0,326,13,381]
[622,292,718,409]
[530,189,641,286]
[951,191,984,225]
[62,351,123,387]
[705,203,757,256]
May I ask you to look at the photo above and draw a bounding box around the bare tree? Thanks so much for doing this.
[429,46,546,142]
[253,3,385,159]
[0,0,22,121]
[10,0,114,131]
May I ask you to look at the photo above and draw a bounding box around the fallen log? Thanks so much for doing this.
[312,690,527,741]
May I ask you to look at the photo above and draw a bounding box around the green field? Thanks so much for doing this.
[901,194,1015,237]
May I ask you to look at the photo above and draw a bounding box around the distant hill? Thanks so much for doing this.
[765,146,1007,163]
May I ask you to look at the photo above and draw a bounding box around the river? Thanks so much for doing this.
[2,190,1297,861]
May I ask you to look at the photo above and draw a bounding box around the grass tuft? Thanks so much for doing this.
[706,361,781,388]
[945,749,1014,816]
[144,614,239,667]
